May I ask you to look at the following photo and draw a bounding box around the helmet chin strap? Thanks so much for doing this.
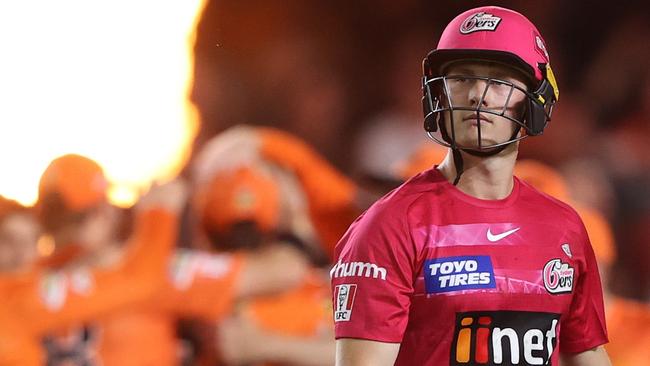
[446,126,521,186]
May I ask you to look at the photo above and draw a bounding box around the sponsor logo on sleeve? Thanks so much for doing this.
[460,12,502,34]
[333,284,357,322]
[39,269,97,311]
[424,256,495,294]
[330,260,387,280]
[451,311,559,365]
[69,268,94,295]
[169,249,233,290]
[40,273,68,311]
[543,259,574,294]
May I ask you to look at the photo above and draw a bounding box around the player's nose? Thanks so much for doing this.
[468,79,494,108]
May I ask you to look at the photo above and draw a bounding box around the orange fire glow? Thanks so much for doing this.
[0,1,207,207]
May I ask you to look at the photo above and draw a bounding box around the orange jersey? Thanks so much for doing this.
[0,208,177,365]
[194,269,332,366]
[94,250,244,366]
[605,296,650,366]
[572,204,615,267]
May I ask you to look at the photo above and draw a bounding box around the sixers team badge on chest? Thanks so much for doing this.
[424,256,496,294]
[543,259,574,294]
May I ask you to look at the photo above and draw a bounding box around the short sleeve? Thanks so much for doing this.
[559,222,609,354]
[331,200,417,343]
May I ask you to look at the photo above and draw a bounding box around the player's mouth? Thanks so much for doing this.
[463,113,493,126]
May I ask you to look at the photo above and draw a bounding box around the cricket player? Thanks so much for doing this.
[332,6,611,366]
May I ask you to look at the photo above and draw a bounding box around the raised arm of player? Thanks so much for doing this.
[561,346,611,366]
[259,127,358,213]
[162,241,310,321]
[1,180,187,335]
[336,339,400,366]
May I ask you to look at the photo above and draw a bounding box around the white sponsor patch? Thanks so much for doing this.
[334,284,357,322]
[69,268,95,295]
[169,249,233,290]
[40,273,68,311]
[543,259,574,294]
[460,12,502,34]
[535,35,550,60]
[330,260,387,280]
[561,243,572,258]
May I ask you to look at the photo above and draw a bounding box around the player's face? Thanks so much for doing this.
[0,214,40,272]
[442,61,529,150]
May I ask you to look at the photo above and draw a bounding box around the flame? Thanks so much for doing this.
[0,1,207,207]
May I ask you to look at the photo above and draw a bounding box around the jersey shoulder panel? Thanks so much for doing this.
[517,178,584,228]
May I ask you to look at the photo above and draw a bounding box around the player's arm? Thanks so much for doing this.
[259,127,363,212]
[331,197,416,366]
[336,339,400,366]
[165,242,310,320]
[8,180,186,334]
[235,242,309,297]
[561,346,611,366]
[218,314,336,366]
[559,218,610,363]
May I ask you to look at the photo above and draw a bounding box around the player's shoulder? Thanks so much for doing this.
[362,169,446,226]
[517,177,583,225]
[367,168,447,216]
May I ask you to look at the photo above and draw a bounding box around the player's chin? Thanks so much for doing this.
[458,136,508,152]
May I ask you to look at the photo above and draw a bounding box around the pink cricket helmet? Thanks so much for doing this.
[422,6,559,141]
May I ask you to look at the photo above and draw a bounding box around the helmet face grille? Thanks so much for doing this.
[422,75,556,152]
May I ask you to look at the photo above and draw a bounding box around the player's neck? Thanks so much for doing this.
[438,145,517,200]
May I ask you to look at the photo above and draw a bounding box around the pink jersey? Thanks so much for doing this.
[331,168,608,366]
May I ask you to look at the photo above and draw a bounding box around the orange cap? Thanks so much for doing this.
[201,166,280,234]
[514,159,570,201]
[38,154,108,212]
[398,143,448,179]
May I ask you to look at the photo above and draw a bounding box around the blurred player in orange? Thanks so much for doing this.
[31,153,310,365]
[0,196,43,365]
[187,164,334,366]
[192,125,377,260]
[0,177,184,365]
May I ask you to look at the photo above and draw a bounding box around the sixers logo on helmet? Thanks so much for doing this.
[543,259,574,294]
[534,35,550,61]
[460,12,502,34]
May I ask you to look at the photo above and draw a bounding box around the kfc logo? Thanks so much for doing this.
[334,284,357,322]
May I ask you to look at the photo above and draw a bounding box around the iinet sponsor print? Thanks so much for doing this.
[425,256,496,294]
[330,260,387,280]
[452,311,559,365]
